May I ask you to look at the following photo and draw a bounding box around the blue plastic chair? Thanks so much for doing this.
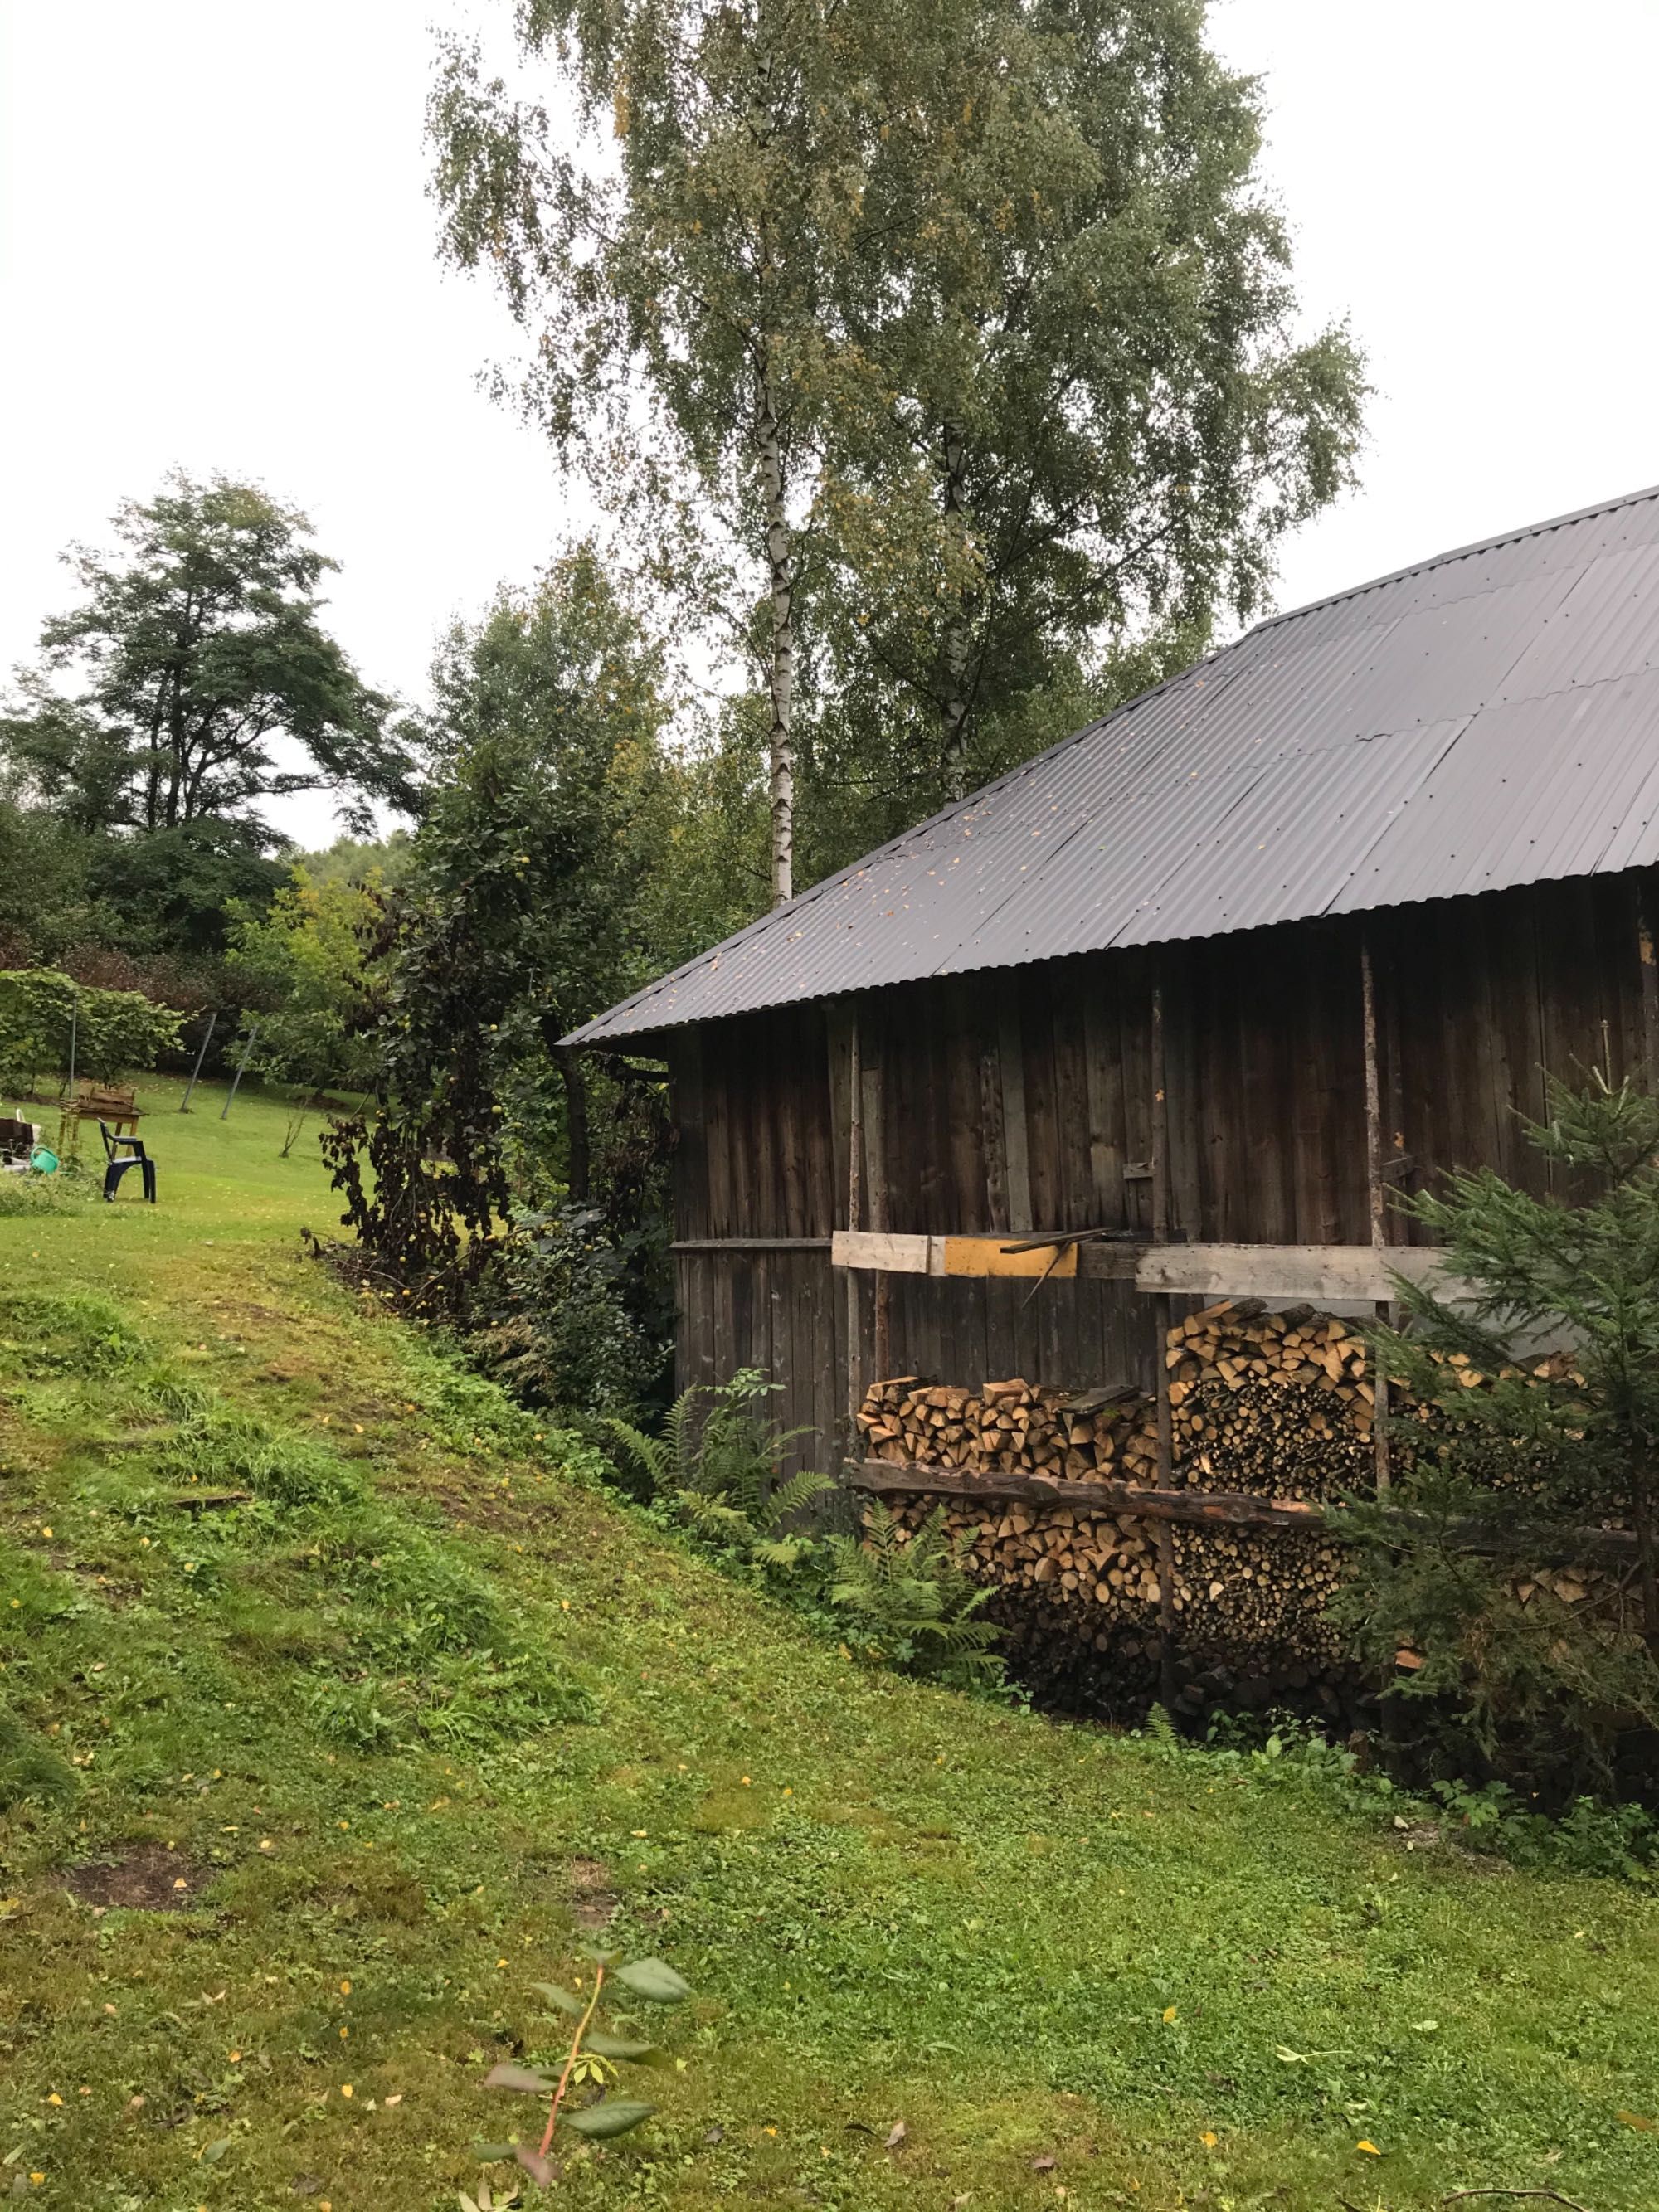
[99,1121,156,1204]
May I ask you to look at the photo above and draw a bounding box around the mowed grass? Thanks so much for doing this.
[0,1077,1657,2212]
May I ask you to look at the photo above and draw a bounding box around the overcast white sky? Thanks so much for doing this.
[3,2,1658,847]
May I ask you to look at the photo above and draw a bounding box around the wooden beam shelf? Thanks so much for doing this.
[672,1237,832,1253]
[830,1232,1457,1303]
[853,1459,1323,1532]
[850,1460,1639,1565]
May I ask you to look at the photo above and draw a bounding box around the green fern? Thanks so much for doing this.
[826,1503,1003,1689]
[608,1369,831,1563]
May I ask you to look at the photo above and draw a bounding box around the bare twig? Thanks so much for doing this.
[1442,2190,1593,2210]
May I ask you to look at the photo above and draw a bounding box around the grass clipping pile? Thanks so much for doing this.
[859,1300,1374,1716]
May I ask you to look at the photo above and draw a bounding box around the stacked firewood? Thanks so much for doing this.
[858,1374,1160,1482]
[1166,1300,1374,1500]
[855,1300,1626,1720]
[855,1300,1379,1704]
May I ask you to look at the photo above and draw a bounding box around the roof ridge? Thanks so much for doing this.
[1251,479,1659,636]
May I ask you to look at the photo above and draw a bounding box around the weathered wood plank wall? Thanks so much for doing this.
[666,875,1652,1469]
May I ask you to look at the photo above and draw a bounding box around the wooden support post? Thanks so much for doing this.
[1149,977,1180,1712]
[845,1012,864,1435]
[1639,873,1659,1088]
[1360,936,1392,1495]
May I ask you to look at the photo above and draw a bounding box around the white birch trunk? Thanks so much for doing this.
[758,377,795,905]
[939,422,972,803]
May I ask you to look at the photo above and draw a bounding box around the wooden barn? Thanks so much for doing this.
[569,484,1659,1520]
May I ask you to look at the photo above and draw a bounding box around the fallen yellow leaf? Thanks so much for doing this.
[1356,2139,1381,2155]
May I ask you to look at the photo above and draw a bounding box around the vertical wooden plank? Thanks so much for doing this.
[845,1009,864,1429]
[1119,948,1154,1240]
[1149,970,1179,1709]
[1360,931,1392,1495]
[980,1025,1010,1232]
[1051,980,1095,1233]
[945,980,990,1234]
[1374,912,1412,1239]
[776,1011,810,1237]
[1022,967,1063,1231]
[917,984,955,1234]
[1082,955,1129,1230]
[753,1016,783,1238]
[1165,941,1202,1242]
[671,1029,708,1243]
[1632,872,1659,1088]
[825,1004,854,1462]
[999,984,1034,1232]
[983,1276,1017,1385]
[862,1013,892,1382]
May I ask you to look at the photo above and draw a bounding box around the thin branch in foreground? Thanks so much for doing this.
[1442,2190,1593,2210]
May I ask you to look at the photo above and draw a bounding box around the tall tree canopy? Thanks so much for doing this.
[1,473,414,842]
[326,545,677,1289]
[815,0,1366,806]
[432,0,884,904]
[431,0,1364,892]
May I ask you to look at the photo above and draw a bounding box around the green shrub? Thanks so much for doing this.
[0,1174,93,1219]
[1335,1069,1659,1798]
[0,967,182,1093]
[607,1368,831,1562]
[474,1205,671,1422]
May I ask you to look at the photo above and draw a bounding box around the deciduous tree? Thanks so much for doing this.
[1,472,413,842]
[815,0,1366,804]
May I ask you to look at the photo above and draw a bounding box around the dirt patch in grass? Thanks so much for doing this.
[568,1855,619,1929]
[61,1843,211,1911]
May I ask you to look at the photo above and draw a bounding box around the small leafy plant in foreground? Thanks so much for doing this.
[470,1948,692,2192]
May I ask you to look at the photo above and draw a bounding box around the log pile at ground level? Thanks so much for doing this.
[856,1302,1370,1717]
[855,1301,1626,1721]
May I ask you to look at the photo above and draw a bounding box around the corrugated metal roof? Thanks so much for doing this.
[572,481,1659,1043]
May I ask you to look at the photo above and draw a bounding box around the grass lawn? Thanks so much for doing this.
[1,1075,1656,2211]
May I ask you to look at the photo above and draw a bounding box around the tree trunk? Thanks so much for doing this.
[937,422,974,803]
[758,377,795,906]
[557,1045,591,1204]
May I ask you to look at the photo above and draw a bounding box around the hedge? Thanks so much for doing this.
[0,970,183,1096]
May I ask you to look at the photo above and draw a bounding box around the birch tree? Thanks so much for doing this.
[431,0,883,905]
[817,0,1367,805]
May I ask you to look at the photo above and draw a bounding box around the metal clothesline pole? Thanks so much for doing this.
[220,1023,260,1120]
[180,1011,217,1112]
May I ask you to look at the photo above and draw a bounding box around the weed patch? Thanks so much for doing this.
[0,1287,143,1376]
